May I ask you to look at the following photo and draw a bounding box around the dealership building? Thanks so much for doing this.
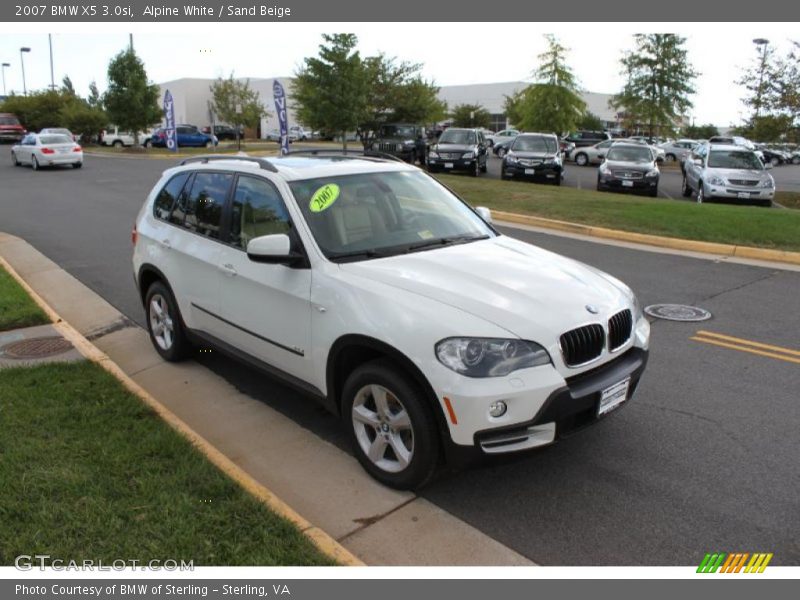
[157,77,622,137]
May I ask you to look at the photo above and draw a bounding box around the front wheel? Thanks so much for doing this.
[696,182,705,204]
[480,157,487,173]
[32,155,40,171]
[205,140,213,148]
[665,153,676,162]
[496,146,506,158]
[11,151,19,166]
[343,360,440,490]
[682,175,692,197]
[649,187,658,197]
[145,281,191,362]
[144,139,153,148]
[770,156,780,167]
[470,160,479,177]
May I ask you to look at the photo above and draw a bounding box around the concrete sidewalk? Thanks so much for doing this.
[0,232,533,567]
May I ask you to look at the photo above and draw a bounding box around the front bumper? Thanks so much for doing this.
[599,174,658,193]
[503,162,563,181]
[703,183,774,203]
[428,157,476,173]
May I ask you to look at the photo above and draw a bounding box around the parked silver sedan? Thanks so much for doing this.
[11,133,84,170]
[570,139,616,166]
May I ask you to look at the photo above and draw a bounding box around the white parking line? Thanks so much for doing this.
[661,189,674,200]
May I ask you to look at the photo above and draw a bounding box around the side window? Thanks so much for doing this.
[173,172,233,239]
[153,173,191,221]
[230,175,291,250]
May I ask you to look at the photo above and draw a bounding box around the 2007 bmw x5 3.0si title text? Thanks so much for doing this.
[132,153,650,489]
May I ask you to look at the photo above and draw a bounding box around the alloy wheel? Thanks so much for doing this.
[351,384,414,474]
[149,294,175,351]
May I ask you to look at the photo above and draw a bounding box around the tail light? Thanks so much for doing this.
[73,145,82,152]
[41,148,55,154]
[131,224,138,246]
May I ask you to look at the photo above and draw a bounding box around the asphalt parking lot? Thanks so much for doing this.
[1,148,798,565]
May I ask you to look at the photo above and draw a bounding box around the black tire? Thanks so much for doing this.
[480,157,487,173]
[342,359,440,490]
[665,153,677,162]
[144,280,191,362]
[496,146,506,158]
[682,175,692,197]
[596,177,604,192]
[793,156,800,165]
[113,140,123,148]
[205,140,213,148]
[770,156,779,167]
[31,155,40,171]
[144,139,153,149]
[501,172,510,181]
[73,162,82,169]
[696,182,705,204]
[470,160,479,177]
[554,174,562,186]
[649,187,658,197]
[575,153,588,167]
[11,151,19,166]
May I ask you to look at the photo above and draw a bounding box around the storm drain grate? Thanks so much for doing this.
[644,304,712,322]
[1,336,74,359]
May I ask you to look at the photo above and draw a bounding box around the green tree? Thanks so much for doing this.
[732,114,793,142]
[449,103,491,128]
[680,123,719,139]
[774,41,800,129]
[613,34,698,138]
[293,33,368,151]
[514,35,586,134]
[359,54,446,146]
[0,90,68,131]
[87,81,102,109]
[503,91,524,128]
[736,41,779,123]
[576,111,604,131]
[61,75,76,96]
[210,73,269,148]
[103,48,162,145]
[60,101,107,142]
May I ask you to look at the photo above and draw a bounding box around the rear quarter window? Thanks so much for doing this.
[153,173,191,221]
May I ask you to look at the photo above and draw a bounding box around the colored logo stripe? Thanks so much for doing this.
[697,552,773,573]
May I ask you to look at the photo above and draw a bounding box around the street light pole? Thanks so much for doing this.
[752,38,770,120]
[1,63,10,97]
[48,34,55,90]
[20,47,30,95]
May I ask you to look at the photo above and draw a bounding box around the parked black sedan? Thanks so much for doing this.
[596,143,660,196]
[501,133,564,185]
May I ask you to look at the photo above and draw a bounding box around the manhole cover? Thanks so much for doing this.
[1,336,74,359]
[644,304,712,322]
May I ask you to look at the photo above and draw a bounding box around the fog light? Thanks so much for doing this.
[489,401,507,418]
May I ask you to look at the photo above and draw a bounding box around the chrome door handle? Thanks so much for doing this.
[219,263,237,276]
[160,239,171,249]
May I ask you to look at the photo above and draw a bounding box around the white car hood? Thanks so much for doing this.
[339,236,630,341]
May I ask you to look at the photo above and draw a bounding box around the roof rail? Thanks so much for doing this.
[179,154,278,173]
[287,149,405,163]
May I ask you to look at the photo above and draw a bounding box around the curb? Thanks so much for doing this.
[0,255,364,567]
[492,210,800,267]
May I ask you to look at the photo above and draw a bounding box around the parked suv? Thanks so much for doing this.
[682,144,775,206]
[501,133,564,184]
[367,123,428,165]
[132,153,650,489]
[427,128,489,176]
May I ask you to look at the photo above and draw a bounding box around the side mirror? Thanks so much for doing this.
[597,154,605,160]
[475,206,492,224]
[247,234,304,266]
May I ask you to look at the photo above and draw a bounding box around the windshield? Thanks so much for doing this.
[0,116,21,126]
[512,136,557,153]
[708,150,763,170]
[380,125,416,138]
[606,146,653,163]
[40,135,73,145]
[439,130,476,145]
[289,170,494,262]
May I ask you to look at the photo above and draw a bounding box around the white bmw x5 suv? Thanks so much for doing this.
[132,153,650,489]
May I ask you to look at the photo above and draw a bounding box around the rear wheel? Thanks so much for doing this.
[73,162,82,169]
[793,156,800,165]
[145,281,191,362]
[496,146,507,158]
[113,140,123,148]
[665,153,676,162]
[343,359,440,490]
[770,156,780,167]
[575,153,588,167]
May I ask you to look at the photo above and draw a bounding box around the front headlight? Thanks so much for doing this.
[429,151,439,159]
[599,162,611,174]
[759,178,774,188]
[707,175,725,186]
[505,152,518,164]
[435,337,551,378]
[646,168,659,178]
[462,152,475,160]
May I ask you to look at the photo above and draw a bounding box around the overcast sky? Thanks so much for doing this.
[0,23,797,126]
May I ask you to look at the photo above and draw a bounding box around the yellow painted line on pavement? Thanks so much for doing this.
[692,330,800,365]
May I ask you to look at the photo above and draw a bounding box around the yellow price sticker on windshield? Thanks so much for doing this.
[309,184,340,213]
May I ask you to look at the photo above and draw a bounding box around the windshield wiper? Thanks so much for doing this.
[327,249,386,262]
[406,234,490,253]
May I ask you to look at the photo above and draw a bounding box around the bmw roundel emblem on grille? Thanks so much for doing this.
[585,304,599,314]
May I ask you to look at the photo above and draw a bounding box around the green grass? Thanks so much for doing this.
[776,191,800,210]
[0,265,49,331]
[436,175,800,252]
[0,361,334,566]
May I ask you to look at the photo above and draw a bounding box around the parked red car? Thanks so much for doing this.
[0,113,26,143]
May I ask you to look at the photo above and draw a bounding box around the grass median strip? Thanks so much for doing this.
[0,361,335,566]
[0,265,50,331]
[436,175,800,252]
